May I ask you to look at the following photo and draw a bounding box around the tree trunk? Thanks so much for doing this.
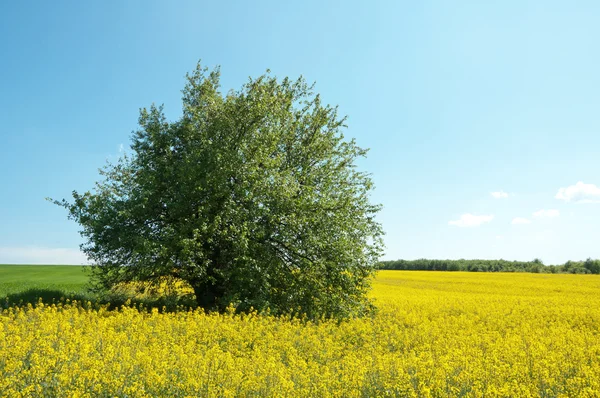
[192,252,226,311]
[192,282,218,310]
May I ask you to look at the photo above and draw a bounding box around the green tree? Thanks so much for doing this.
[584,258,600,274]
[53,63,384,320]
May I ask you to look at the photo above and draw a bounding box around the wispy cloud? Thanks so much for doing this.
[556,181,600,203]
[449,214,494,228]
[511,217,531,225]
[490,190,509,199]
[0,247,88,265]
[118,143,124,153]
[533,209,560,218]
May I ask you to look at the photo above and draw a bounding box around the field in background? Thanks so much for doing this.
[0,265,88,304]
[0,265,196,309]
[3,269,600,396]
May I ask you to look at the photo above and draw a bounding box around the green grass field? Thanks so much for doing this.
[0,264,89,305]
[0,264,198,309]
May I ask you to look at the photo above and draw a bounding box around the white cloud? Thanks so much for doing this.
[448,214,494,227]
[491,190,509,199]
[0,247,88,265]
[556,181,600,203]
[533,209,560,218]
[118,143,124,153]
[512,217,531,225]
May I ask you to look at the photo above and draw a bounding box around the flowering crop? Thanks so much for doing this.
[2,271,600,397]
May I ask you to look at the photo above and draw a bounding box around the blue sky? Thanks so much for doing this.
[2,1,600,265]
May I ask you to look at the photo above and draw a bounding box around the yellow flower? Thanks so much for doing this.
[2,271,600,396]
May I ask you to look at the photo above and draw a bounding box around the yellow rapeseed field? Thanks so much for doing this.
[2,271,600,397]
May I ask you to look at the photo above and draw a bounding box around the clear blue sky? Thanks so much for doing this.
[2,0,600,265]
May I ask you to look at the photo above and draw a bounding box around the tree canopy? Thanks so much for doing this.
[378,258,600,274]
[55,63,384,320]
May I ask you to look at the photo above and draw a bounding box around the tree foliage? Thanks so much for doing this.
[379,258,600,274]
[54,63,384,320]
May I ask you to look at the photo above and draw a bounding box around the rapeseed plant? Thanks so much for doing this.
[2,271,600,397]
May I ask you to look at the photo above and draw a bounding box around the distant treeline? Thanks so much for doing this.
[378,258,600,274]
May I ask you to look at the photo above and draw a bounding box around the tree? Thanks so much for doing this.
[584,258,600,274]
[53,63,384,320]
